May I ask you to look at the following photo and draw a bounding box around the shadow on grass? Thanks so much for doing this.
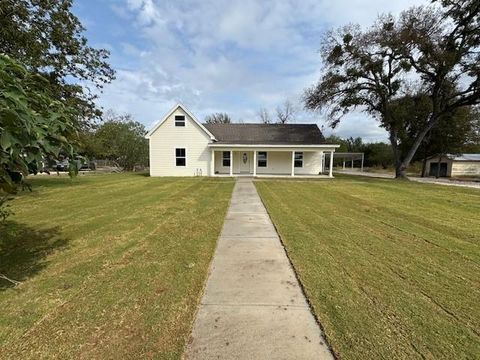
[129,171,150,177]
[0,221,68,290]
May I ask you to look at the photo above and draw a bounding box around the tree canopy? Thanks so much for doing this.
[305,0,480,178]
[79,111,148,171]
[0,55,79,219]
[0,0,115,125]
[258,100,297,124]
[205,113,232,124]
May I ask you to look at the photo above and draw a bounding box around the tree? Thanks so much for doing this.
[345,137,363,152]
[390,96,480,176]
[0,0,115,125]
[463,108,480,153]
[363,142,394,169]
[0,55,79,218]
[257,108,272,124]
[205,112,232,124]
[305,1,480,178]
[324,135,348,152]
[276,100,296,123]
[92,112,148,171]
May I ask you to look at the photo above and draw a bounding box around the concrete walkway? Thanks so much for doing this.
[185,178,333,360]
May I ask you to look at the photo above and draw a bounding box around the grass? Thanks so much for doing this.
[0,173,234,359]
[255,175,480,360]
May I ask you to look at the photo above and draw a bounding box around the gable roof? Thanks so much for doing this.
[145,103,216,139]
[203,123,326,145]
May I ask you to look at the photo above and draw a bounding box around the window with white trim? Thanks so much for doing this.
[175,148,186,166]
[222,151,231,167]
[258,152,267,167]
[294,152,303,168]
[175,115,185,126]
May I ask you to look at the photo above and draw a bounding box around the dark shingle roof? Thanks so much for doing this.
[204,123,325,145]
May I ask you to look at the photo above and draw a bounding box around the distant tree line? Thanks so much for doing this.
[205,113,232,124]
[325,136,395,169]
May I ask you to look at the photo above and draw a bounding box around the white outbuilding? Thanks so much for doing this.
[425,154,480,177]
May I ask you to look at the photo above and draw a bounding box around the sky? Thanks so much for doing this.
[73,0,428,142]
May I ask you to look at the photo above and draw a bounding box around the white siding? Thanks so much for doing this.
[294,151,322,175]
[451,161,480,176]
[256,151,291,174]
[214,150,231,174]
[212,150,323,175]
[149,107,211,176]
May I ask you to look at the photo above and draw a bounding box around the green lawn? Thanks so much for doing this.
[256,176,480,360]
[0,173,234,359]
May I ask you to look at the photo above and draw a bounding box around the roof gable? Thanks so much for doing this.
[146,104,215,139]
[203,123,325,145]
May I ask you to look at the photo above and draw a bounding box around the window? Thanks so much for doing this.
[258,152,267,167]
[175,148,186,166]
[222,151,231,167]
[294,152,303,168]
[175,115,185,126]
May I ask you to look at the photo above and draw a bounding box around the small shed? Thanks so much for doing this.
[425,154,480,177]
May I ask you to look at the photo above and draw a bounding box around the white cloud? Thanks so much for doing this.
[96,0,429,141]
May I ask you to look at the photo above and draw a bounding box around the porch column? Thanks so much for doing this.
[351,157,354,169]
[361,153,364,172]
[211,150,215,176]
[291,151,295,176]
[229,150,233,176]
[342,158,345,170]
[253,151,257,176]
[329,151,334,178]
[320,151,324,174]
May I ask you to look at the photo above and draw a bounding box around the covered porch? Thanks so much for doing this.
[209,145,339,177]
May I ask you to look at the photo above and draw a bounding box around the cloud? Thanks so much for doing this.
[92,0,429,140]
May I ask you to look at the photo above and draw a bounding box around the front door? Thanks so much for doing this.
[239,152,251,173]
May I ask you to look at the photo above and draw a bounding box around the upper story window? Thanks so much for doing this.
[294,152,303,168]
[222,151,231,167]
[258,152,267,167]
[175,115,185,127]
[175,148,186,166]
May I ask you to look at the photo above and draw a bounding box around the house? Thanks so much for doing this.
[146,104,339,177]
[425,154,480,177]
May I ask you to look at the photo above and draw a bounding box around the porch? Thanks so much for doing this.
[209,145,338,177]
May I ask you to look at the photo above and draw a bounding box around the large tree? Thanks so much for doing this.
[89,111,149,171]
[0,55,79,219]
[0,0,115,125]
[305,0,480,178]
[391,95,480,175]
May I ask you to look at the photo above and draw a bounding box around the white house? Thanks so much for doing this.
[146,104,339,177]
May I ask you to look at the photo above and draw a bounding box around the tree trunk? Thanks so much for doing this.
[393,116,441,179]
[435,155,443,179]
[395,164,408,178]
[389,130,409,179]
[421,149,428,177]
[421,158,427,177]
